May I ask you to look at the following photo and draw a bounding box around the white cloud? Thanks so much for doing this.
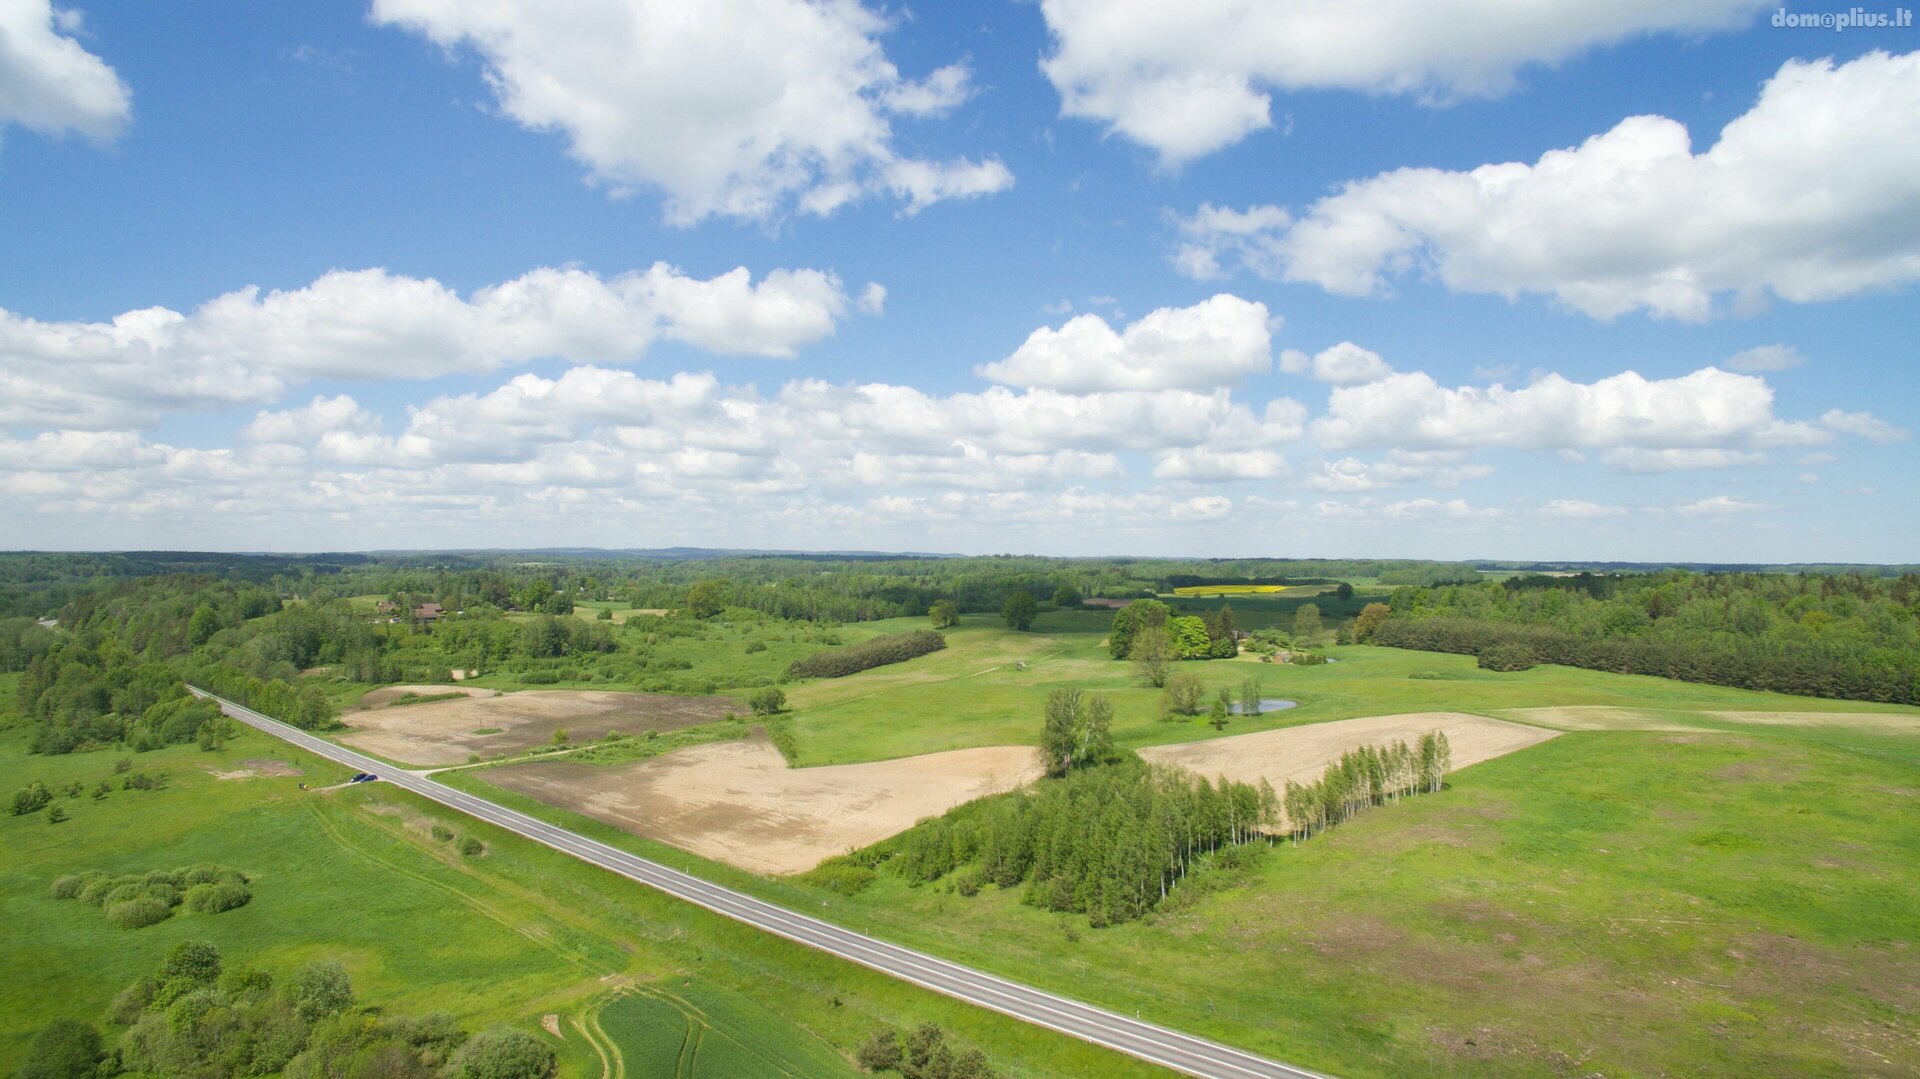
[1540,499,1626,518]
[371,0,1011,223]
[1599,447,1766,473]
[1171,495,1232,520]
[0,0,131,143]
[1314,367,1820,469]
[1171,51,1920,319]
[1279,341,1392,385]
[243,396,378,444]
[1672,494,1765,516]
[1821,408,1909,444]
[975,294,1275,392]
[1151,447,1288,481]
[1304,451,1491,491]
[857,282,887,316]
[0,263,861,429]
[1040,0,1767,162]
[1724,344,1802,372]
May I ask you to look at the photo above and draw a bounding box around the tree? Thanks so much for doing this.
[928,599,959,628]
[749,687,786,715]
[1162,672,1204,716]
[1335,582,1355,600]
[1352,602,1391,642]
[1039,687,1082,778]
[46,802,67,824]
[1080,695,1115,765]
[1209,690,1231,730]
[288,959,353,1021]
[1051,584,1081,608]
[1293,603,1323,643]
[1107,599,1170,659]
[1129,624,1173,687]
[449,1027,557,1079]
[1002,591,1038,631]
[685,579,727,620]
[162,939,223,989]
[856,1028,903,1072]
[17,1018,104,1079]
[10,781,51,816]
[595,606,613,620]
[188,603,221,647]
[1238,677,1263,717]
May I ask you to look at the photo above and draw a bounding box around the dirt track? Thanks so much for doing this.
[1138,712,1559,824]
[338,689,740,766]
[484,734,1041,874]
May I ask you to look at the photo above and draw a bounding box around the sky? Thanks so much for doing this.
[1,0,1916,561]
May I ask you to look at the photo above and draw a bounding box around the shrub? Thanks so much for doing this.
[183,881,252,913]
[744,640,767,653]
[457,836,485,857]
[49,871,104,900]
[46,803,68,824]
[448,1027,556,1079]
[289,959,354,1021]
[10,781,52,816]
[786,630,946,680]
[17,1017,104,1079]
[432,824,455,842]
[748,687,786,715]
[803,856,876,896]
[76,875,122,906]
[106,897,173,929]
[1478,642,1538,672]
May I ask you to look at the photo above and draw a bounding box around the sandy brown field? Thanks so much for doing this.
[1704,709,1920,730]
[338,689,741,766]
[1138,712,1560,824]
[484,735,1041,874]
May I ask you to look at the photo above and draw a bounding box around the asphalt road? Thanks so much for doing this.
[193,687,1330,1079]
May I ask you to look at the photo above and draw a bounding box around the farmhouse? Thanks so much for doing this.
[413,602,444,622]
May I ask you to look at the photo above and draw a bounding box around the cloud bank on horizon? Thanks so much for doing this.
[0,0,1915,560]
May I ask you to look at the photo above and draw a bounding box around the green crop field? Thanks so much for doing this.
[594,983,858,1078]
[0,723,1153,1079]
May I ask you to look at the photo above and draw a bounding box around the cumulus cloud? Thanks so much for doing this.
[1313,366,1831,472]
[1724,344,1802,372]
[242,395,379,444]
[0,263,862,429]
[1040,0,1766,162]
[975,294,1275,392]
[1278,342,1391,385]
[1672,494,1765,516]
[1170,51,1920,318]
[1540,499,1626,518]
[0,0,131,143]
[1821,408,1909,444]
[371,0,1011,223]
[1304,451,1491,491]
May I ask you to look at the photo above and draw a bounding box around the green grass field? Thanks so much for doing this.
[777,614,1915,766]
[0,723,1157,1079]
[594,983,858,1078]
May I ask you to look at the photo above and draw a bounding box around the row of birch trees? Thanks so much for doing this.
[1281,730,1452,841]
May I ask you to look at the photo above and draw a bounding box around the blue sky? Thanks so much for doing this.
[2,0,1915,560]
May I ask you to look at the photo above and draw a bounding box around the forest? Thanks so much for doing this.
[1364,571,1920,703]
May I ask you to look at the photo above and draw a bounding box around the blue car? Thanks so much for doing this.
[349,772,378,783]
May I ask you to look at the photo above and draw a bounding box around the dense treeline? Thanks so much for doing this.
[856,1022,1000,1079]
[786,630,947,679]
[886,761,1277,927]
[1367,571,1920,704]
[19,939,555,1079]
[1280,732,1451,841]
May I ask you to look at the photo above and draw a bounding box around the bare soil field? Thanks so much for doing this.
[356,684,498,709]
[338,690,741,766]
[1138,712,1560,825]
[1704,709,1920,730]
[483,734,1041,874]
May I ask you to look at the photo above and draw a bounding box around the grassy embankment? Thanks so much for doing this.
[0,693,1158,1078]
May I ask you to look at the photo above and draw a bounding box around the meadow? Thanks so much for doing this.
[0,718,1157,1078]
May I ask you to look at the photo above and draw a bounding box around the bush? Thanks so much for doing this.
[803,856,876,896]
[49,871,103,900]
[786,630,946,679]
[432,824,455,841]
[458,836,485,857]
[448,1027,556,1079]
[76,875,122,906]
[183,881,252,913]
[10,780,52,816]
[743,640,767,653]
[106,897,174,929]
[748,687,786,715]
[17,1017,104,1079]
[1478,642,1538,672]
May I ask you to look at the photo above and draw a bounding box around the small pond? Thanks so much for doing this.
[1227,698,1298,716]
